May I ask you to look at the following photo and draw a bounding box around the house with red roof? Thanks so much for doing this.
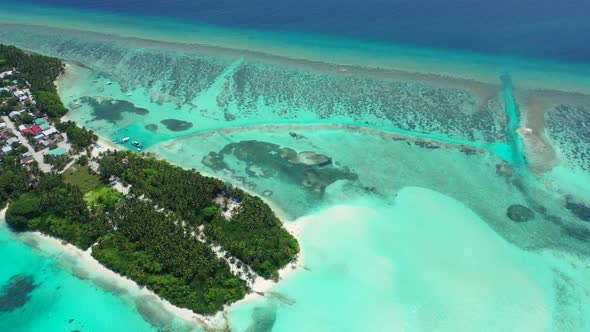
[21,125,43,136]
[30,125,42,135]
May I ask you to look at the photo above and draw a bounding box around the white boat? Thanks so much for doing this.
[132,141,143,148]
[126,93,133,96]
[120,137,130,143]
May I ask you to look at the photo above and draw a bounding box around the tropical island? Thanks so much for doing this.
[0,45,299,315]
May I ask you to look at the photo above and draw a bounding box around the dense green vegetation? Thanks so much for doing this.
[99,151,224,223]
[56,121,97,151]
[0,155,32,210]
[204,195,299,279]
[0,45,63,90]
[5,151,298,314]
[92,198,247,314]
[99,151,299,278]
[0,45,66,118]
[1,44,298,313]
[43,153,71,171]
[5,173,103,248]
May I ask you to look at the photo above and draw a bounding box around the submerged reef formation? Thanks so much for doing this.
[565,198,590,222]
[145,123,159,132]
[545,105,590,172]
[507,204,535,222]
[219,61,507,142]
[0,275,38,313]
[160,119,194,131]
[77,97,149,123]
[0,25,507,144]
[203,140,357,195]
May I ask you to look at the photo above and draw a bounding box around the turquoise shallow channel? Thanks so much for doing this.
[2,1,590,331]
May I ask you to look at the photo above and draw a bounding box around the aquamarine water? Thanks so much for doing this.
[2,2,590,331]
[0,222,159,331]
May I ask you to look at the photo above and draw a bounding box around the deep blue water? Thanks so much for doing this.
[21,0,590,62]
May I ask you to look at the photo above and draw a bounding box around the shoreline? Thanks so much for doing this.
[1,203,307,330]
[4,66,307,327]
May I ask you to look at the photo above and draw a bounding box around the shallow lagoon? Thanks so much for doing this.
[0,222,161,332]
[1,6,590,331]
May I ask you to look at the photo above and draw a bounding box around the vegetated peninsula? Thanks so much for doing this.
[0,45,299,315]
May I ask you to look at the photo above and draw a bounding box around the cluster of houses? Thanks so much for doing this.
[1,70,32,103]
[17,117,61,150]
[2,85,32,105]
[1,68,71,175]
[0,120,18,156]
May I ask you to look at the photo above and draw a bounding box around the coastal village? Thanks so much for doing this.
[0,69,77,175]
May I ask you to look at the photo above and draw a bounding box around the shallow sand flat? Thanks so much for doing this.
[230,187,590,331]
[516,88,590,170]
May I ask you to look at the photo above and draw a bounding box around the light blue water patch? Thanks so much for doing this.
[501,74,526,167]
[47,147,68,156]
[0,222,158,332]
[230,187,590,331]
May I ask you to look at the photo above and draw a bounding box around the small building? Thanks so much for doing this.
[6,137,19,145]
[30,125,42,135]
[8,111,21,119]
[0,70,12,79]
[33,133,45,141]
[0,123,6,130]
[1,146,12,155]
[35,118,47,125]
[21,128,33,135]
[40,123,51,131]
[42,127,58,136]
[13,90,25,98]
[20,156,34,165]
[18,124,27,131]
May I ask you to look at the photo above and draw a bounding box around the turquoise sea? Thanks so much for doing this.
[2,1,590,331]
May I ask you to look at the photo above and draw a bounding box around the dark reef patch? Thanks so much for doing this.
[507,204,534,222]
[203,140,357,195]
[145,124,158,132]
[565,199,590,222]
[562,225,590,242]
[79,96,149,123]
[160,119,194,132]
[0,274,38,313]
[245,305,277,332]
